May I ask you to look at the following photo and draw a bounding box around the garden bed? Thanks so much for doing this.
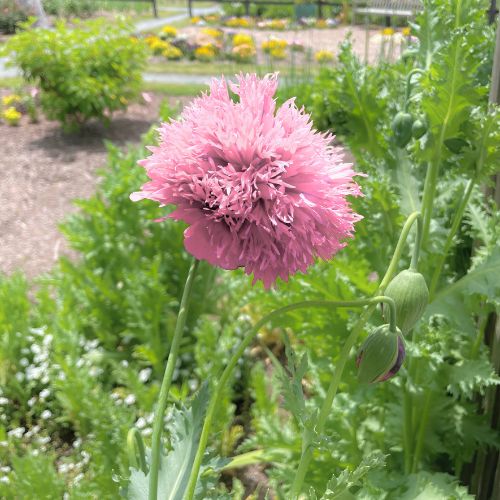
[0,92,167,278]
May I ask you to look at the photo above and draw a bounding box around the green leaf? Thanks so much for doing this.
[127,384,209,500]
[446,358,500,399]
[266,333,309,429]
[428,247,500,330]
[400,471,473,499]
[319,452,386,499]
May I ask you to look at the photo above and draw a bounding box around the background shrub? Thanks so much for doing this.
[43,0,96,18]
[0,0,28,34]
[3,18,147,129]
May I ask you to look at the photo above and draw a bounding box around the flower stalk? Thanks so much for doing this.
[185,297,396,500]
[291,211,422,497]
[148,259,199,500]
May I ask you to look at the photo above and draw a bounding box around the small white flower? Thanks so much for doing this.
[40,410,52,420]
[0,466,11,473]
[19,358,29,367]
[0,397,9,405]
[124,394,136,406]
[28,397,37,407]
[39,388,51,399]
[37,436,51,445]
[7,427,25,439]
[138,368,152,383]
[141,428,153,437]
[0,476,10,484]
[135,417,147,429]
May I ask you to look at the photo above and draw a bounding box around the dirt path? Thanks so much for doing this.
[0,94,169,279]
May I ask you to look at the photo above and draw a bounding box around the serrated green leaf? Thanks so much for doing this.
[428,247,500,331]
[400,471,473,499]
[320,452,386,499]
[446,358,500,399]
[127,384,209,500]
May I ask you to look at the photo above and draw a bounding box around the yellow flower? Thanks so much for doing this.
[314,50,334,63]
[3,106,21,125]
[202,27,223,39]
[194,44,216,62]
[225,17,251,28]
[232,33,254,47]
[231,43,256,62]
[382,27,395,36]
[119,96,128,105]
[315,19,328,29]
[162,43,183,60]
[269,48,286,60]
[191,16,201,24]
[161,25,178,38]
[402,27,411,36]
[2,94,21,106]
[262,37,288,53]
[268,19,287,30]
[147,37,170,55]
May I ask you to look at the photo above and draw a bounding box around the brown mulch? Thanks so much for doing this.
[0,93,183,280]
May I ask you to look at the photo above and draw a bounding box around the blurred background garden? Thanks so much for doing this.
[1,0,500,498]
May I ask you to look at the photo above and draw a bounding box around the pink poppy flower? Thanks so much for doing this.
[131,74,363,287]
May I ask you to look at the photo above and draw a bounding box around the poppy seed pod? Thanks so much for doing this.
[411,118,427,139]
[356,324,405,384]
[384,269,429,334]
[391,112,414,148]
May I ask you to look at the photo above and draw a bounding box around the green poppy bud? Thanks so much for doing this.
[356,324,405,384]
[391,112,414,148]
[384,269,429,334]
[411,118,427,139]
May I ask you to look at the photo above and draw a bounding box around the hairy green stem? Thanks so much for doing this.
[380,211,422,291]
[404,69,426,111]
[412,391,432,472]
[148,259,199,500]
[410,215,423,271]
[127,427,148,474]
[429,179,475,298]
[421,0,463,247]
[185,297,395,500]
[290,212,422,497]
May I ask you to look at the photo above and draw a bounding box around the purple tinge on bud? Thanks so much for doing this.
[377,335,406,382]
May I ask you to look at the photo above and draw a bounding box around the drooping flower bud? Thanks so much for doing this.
[384,269,429,334]
[411,117,427,139]
[391,112,414,148]
[356,324,405,384]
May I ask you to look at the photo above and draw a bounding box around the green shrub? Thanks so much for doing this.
[3,18,147,129]
[0,0,28,34]
[43,0,96,18]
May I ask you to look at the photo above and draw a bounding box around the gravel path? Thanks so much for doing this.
[0,94,171,279]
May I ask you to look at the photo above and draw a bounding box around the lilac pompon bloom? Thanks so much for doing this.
[131,74,363,287]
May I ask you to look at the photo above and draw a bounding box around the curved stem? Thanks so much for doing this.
[404,69,426,111]
[429,179,475,299]
[184,297,393,500]
[290,304,376,498]
[380,211,422,291]
[410,215,423,271]
[291,211,421,497]
[148,259,199,500]
[127,427,148,474]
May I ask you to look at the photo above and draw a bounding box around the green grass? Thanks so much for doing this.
[0,77,23,89]
[142,80,207,96]
[146,60,316,78]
